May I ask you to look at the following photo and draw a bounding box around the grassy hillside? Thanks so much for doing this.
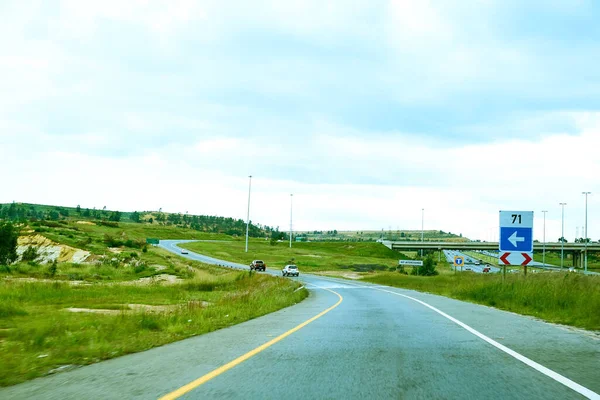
[297,229,468,242]
[181,239,409,272]
[0,202,273,238]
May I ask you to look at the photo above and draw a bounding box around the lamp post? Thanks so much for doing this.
[421,208,424,257]
[245,175,252,253]
[559,203,566,268]
[583,192,591,273]
[289,194,293,248]
[541,210,548,267]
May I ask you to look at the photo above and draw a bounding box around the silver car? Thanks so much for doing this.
[282,264,299,277]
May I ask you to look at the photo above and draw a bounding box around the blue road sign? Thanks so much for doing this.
[454,256,464,266]
[500,227,533,252]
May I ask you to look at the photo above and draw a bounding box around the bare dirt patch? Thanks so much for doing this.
[3,277,87,286]
[304,254,323,258]
[314,271,364,280]
[65,301,211,315]
[76,221,96,225]
[120,274,183,286]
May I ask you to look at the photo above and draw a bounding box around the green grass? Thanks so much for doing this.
[362,269,600,331]
[181,239,409,272]
[0,269,307,387]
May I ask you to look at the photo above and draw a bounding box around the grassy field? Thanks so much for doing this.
[0,220,308,387]
[181,239,407,272]
[362,268,600,331]
[0,268,306,387]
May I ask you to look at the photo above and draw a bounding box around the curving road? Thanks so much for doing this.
[1,240,599,399]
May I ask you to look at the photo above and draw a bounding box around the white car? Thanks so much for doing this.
[180,249,189,255]
[282,264,299,277]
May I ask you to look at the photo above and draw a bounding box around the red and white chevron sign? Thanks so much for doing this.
[499,252,532,266]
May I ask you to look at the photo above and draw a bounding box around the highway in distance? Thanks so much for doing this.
[1,240,598,399]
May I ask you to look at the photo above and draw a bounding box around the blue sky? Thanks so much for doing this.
[1,0,599,241]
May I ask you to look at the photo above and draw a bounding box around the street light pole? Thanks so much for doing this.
[542,210,548,267]
[245,175,252,253]
[583,192,591,273]
[289,194,293,248]
[421,208,424,257]
[559,203,566,268]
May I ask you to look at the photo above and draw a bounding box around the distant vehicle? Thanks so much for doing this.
[282,264,299,277]
[250,260,266,271]
[483,267,490,273]
[465,267,471,271]
[474,260,481,265]
[180,249,189,255]
[568,267,576,273]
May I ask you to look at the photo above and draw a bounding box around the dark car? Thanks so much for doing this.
[250,260,266,271]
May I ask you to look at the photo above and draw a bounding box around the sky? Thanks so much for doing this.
[1,0,599,241]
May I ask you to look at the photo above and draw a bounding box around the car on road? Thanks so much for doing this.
[180,249,189,254]
[282,264,299,277]
[483,267,490,273]
[250,260,266,271]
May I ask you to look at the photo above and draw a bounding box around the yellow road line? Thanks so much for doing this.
[159,286,343,400]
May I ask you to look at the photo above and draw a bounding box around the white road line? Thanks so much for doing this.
[315,276,600,400]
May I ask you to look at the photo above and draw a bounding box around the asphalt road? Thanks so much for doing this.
[2,241,599,399]
[442,249,501,273]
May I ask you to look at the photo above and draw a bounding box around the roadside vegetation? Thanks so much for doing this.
[0,269,306,387]
[362,263,600,331]
[0,207,309,387]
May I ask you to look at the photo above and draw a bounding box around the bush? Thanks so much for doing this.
[47,260,58,277]
[21,246,39,262]
[411,255,438,276]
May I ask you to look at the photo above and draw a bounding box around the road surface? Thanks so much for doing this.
[2,240,598,399]
[442,249,501,273]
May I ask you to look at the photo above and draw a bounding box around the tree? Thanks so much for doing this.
[411,255,438,276]
[558,237,568,243]
[109,211,121,222]
[130,211,141,223]
[0,222,18,265]
[76,205,81,214]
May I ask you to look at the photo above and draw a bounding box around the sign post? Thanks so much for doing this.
[453,256,464,273]
[499,211,534,276]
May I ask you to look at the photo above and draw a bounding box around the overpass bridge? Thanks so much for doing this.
[382,241,600,267]
[383,241,600,252]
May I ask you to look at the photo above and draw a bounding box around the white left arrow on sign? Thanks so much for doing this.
[508,231,525,247]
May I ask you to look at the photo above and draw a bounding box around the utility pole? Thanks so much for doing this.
[289,194,293,248]
[542,210,548,267]
[559,203,566,268]
[245,175,252,253]
[421,208,424,257]
[583,192,591,272]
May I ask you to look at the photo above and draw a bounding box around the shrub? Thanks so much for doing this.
[48,260,58,277]
[21,246,39,262]
[411,255,438,276]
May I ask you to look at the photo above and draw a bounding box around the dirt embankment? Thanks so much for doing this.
[17,234,90,264]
